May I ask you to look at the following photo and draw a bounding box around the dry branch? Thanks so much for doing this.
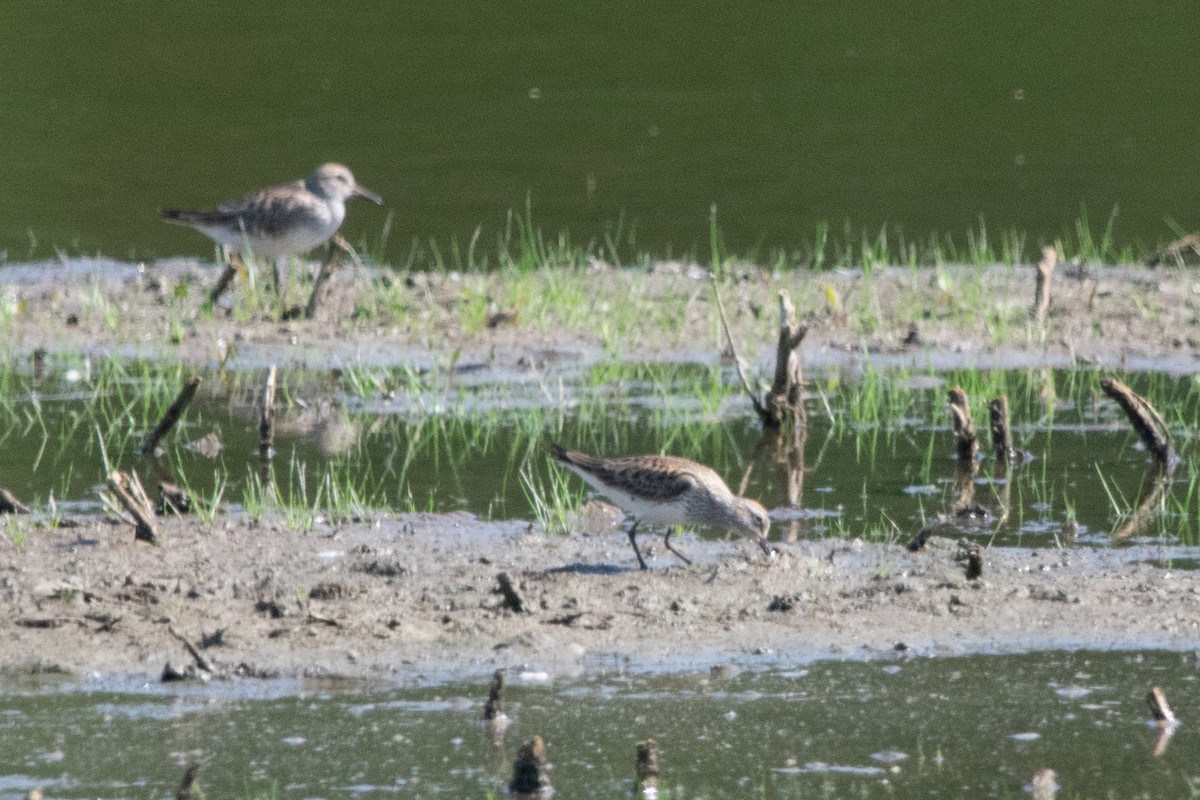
[0,487,30,514]
[169,625,217,674]
[1100,378,1172,466]
[988,396,1013,463]
[483,668,506,721]
[947,387,979,462]
[106,470,159,543]
[303,233,353,319]
[1146,686,1177,725]
[712,276,808,429]
[157,481,193,515]
[509,735,552,797]
[496,572,527,613]
[260,364,278,460]
[636,738,660,798]
[1145,232,1200,267]
[1031,245,1057,323]
[140,376,201,455]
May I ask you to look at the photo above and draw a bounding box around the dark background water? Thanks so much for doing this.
[2,2,1199,263]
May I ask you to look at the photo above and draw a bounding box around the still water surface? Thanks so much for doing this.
[2,2,1199,262]
[1,651,1196,799]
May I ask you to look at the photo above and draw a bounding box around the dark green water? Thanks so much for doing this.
[2,2,1198,263]
[1,651,1196,799]
[1,357,1198,550]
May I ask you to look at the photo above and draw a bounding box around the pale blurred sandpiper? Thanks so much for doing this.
[549,443,772,569]
[162,163,382,296]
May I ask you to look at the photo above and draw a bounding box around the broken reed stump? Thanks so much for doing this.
[157,481,193,515]
[139,375,201,455]
[965,543,983,580]
[762,290,809,429]
[106,470,159,543]
[260,364,278,460]
[497,572,527,613]
[1146,686,1177,725]
[988,396,1014,463]
[636,738,660,798]
[1031,245,1057,323]
[303,233,352,319]
[483,668,506,721]
[509,735,552,798]
[712,278,808,430]
[207,254,242,308]
[1029,768,1058,800]
[1145,232,1200,267]
[1100,378,1172,466]
[947,387,979,462]
[0,486,31,514]
[176,763,201,800]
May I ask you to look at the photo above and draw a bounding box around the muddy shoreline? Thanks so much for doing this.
[2,257,1199,685]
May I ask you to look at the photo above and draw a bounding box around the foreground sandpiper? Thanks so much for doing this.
[549,443,772,569]
[162,163,382,295]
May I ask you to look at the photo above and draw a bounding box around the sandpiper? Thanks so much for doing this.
[162,163,382,296]
[549,443,772,569]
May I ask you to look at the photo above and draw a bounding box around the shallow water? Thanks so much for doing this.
[2,2,1198,261]
[0,357,1197,550]
[1,651,1196,799]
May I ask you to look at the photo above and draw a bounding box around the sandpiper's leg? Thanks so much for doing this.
[663,527,693,567]
[304,239,345,320]
[627,521,649,571]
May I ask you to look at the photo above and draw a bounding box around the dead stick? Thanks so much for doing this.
[763,290,809,429]
[176,763,201,800]
[169,625,216,673]
[1032,245,1057,323]
[483,668,506,721]
[1147,686,1177,725]
[1100,378,1172,466]
[140,376,201,455]
[947,387,979,462]
[260,365,277,460]
[711,274,769,422]
[106,471,159,544]
[0,487,31,514]
[988,396,1013,463]
[303,233,353,319]
[497,572,527,613]
[635,738,660,797]
[509,735,552,796]
[207,260,240,308]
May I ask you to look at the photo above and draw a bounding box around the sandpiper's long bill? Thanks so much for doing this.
[549,443,772,569]
[162,163,382,262]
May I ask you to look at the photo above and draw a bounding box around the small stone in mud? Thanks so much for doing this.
[200,628,227,648]
[255,599,287,618]
[308,583,346,601]
[767,594,800,612]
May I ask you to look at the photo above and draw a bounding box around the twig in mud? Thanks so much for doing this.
[105,470,159,543]
[1031,245,1057,324]
[206,257,241,308]
[1100,378,1172,466]
[1145,232,1200,267]
[711,274,768,421]
[260,364,277,460]
[169,625,217,674]
[303,233,354,319]
[635,738,660,799]
[988,396,1013,463]
[0,486,31,514]
[157,481,193,515]
[176,763,201,800]
[496,572,528,613]
[509,735,552,798]
[947,387,979,462]
[1146,686,1177,725]
[712,276,808,430]
[139,375,201,456]
[483,668,507,721]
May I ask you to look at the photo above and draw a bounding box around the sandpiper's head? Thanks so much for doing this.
[733,497,771,539]
[307,163,383,204]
